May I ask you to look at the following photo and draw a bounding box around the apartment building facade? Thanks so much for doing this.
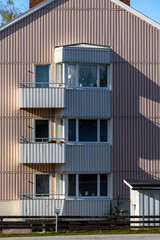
[0,0,160,216]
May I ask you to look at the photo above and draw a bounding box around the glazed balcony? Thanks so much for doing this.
[19,138,66,164]
[19,82,66,108]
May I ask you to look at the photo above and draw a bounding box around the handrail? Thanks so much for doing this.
[20,137,65,143]
[19,82,65,88]
[19,193,66,200]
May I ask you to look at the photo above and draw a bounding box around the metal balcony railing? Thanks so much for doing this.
[19,194,65,200]
[19,137,65,144]
[19,82,65,88]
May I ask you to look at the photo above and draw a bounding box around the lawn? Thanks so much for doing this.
[0,228,160,238]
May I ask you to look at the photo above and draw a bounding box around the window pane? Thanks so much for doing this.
[79,175,97,196]
[35,120,49,142]
[79,120,97,142]
[36,65,49,87]
[100,120,108,142]
[67,64,76,87]
[68,119,76,141]
[36,175,49,196]
[100,174,108,196]
[100,65,107,88]
[68,174,76,196]
[79,65,97,87]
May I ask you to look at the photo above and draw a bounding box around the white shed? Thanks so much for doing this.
[124,180,160,216]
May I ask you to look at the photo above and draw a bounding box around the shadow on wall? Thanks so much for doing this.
[111,50,160,199]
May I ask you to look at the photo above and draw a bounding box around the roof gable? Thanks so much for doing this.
[0,0,160,32]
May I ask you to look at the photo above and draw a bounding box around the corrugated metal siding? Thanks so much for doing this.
[63,89,111,118]
[55,47,111,64]
[65,199,110,216]
[20,199,65,216]
[61,144,111,173]
[20,143,66,164]
[20,88,66,108]
[139,191,160,216]
[0,0,159,201]
[20,199,110,216]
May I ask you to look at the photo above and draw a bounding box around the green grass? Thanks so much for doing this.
[0,228,160,238]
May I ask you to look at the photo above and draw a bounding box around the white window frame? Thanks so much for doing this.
[67,119,109,144]
[33,173,52,199]
[67,174,111,199]
[64,63,110,89]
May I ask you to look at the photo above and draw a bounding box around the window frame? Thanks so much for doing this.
[67,174,110,199]
[64,63,110,89]
[67,119,108,144]
[33,173,52,199]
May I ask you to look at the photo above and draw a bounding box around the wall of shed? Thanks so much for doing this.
[0,0,159,200]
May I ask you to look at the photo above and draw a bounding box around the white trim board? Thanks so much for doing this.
[0,0,160,32]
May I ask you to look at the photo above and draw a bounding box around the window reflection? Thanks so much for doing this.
[67,64,76,87]
[79,65,97,87]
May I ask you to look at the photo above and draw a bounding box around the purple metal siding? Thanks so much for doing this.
[0,0,159,200]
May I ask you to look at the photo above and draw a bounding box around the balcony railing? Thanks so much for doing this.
[19,82,66,108]
[19,138,66,164]
[19,82,65,88]
[19,194,110,216]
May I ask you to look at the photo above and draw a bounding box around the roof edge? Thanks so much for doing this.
[0,0,55,32]
[0,0,160,32]
[111,0,160,30]
[124,179,133,189]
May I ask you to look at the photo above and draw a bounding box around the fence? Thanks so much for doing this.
[0,216,160,232]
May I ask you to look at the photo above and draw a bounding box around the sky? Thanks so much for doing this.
[0,0,160,24]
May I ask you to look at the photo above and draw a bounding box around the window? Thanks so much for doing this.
[35,120,49,142]
[68,174,108,197]
[35,174,49,197]
[79,175,97,196]
[79,120,97,142]
[68,174,76,196]
[100,120,108,142]
[35,65,50,87]
[79,65,97,87]
[68,119,108,142]
[100,65,107,87]
[68,119,76,141]
[66,64,109,88]
[67,64,76,87]
[100,174,108,196]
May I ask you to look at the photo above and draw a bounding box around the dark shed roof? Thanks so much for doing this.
[124,179,160,190]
